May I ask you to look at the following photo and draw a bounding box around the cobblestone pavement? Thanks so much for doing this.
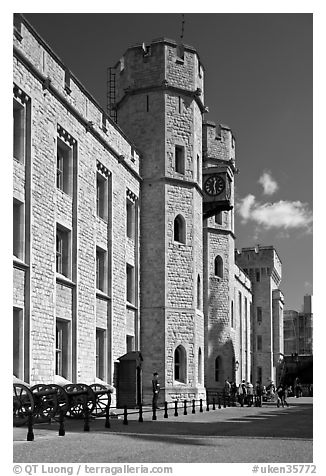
[13,397,313,463]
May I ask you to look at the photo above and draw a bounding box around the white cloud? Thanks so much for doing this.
[258,171,279,195]
[236,195,313,233]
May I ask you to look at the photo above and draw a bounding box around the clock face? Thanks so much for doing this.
[204,175,225,196]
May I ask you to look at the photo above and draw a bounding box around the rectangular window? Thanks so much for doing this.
[257,335,262,351]
[13,99,25,162]
[56,320,69,378]
[13,199,24,260]
[238,292,242,319]
[215,212,222,225]
[231,301,234,328]
[256,269,260,282]
[175,145,185,174]
[57,138,72,195]
[126,264,135,305]
[56,225,71,278]
[96,247,107,293]
[96,328,106,380]
[126,198,136,240]
[126,335,135,353]
[197,154,200,183]
[257,307,262,323]
[178,96,182,114]
[97,173,108,221]
[257,366,262,383]
[13,308,24,379]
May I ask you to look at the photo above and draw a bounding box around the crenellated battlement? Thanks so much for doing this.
[113,38,205,107]
[235,245,282,284]
[203,121,236,165]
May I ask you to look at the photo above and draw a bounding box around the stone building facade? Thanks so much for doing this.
[235,246,284,385]
[13,15,284,404]
[284,295,313,356]
[13,15,141,389]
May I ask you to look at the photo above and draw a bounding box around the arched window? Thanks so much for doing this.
[197,274,201,309]
[174,345,187,382]
[214,255,223,278]
[198,347,203,384]
[174,214,186,244]
[215,356,221,382]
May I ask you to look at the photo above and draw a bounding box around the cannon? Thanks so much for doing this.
[13,377,58,427]
[13,375,114,426]
[51,376,113,419]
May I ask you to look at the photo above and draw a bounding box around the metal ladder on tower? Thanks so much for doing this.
[107,67,117,123]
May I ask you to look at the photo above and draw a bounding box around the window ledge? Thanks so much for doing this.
[13,156,24,165]
[96,290,111,301]
[96,215,108,225]
[126,302,137,311]
[13,256,29,270]
[56,273,75,288]
[173,240,186,246]
[56,188,73,200]
[173,380,187,386]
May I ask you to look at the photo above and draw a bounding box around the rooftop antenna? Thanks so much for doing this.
[180,13,185,41]
[177,14,185,59]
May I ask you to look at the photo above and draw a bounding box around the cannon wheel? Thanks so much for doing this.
[13,383,34,427]
[30,384,58,423]
[64,383,96,419]
[49,384,70,417]
[89,383,111,417]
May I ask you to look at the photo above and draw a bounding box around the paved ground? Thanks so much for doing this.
[13,397,313,463]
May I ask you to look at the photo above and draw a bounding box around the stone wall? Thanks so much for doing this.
[13,16,141,385]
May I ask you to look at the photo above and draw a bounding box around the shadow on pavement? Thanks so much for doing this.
[14,400,312,445]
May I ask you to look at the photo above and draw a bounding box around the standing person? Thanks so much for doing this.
[152,372,160,409]
[238,380,247,406]
[230,381,237,405]
[246,381,254,407]
[224,378,231,397]
[255,381,262,407]
[276,384,289,407]
[294,377,301,398]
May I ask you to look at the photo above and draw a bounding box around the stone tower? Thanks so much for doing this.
[202,122,238,394]
[112,39,206,402]
[236,246,284,385]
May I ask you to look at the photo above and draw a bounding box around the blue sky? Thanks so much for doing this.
[23,12,313,311]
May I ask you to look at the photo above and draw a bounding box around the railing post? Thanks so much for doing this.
[27,411,34,441]
[212,398,216,410]
[206,399,209,411]
[228,396,231,407]
[164,401,168,419]
[152,405,157,421]
[123,405,128,425]
[199,399,203,413]
[58,408,65,436]
[183,400,187,415]
[218,395,221,409]
[174,401,178,417]
[223,395,226,408]
[192,399,196,414]
[83,403,90,432]
[138,403,143,423]
[105,399,111,428]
